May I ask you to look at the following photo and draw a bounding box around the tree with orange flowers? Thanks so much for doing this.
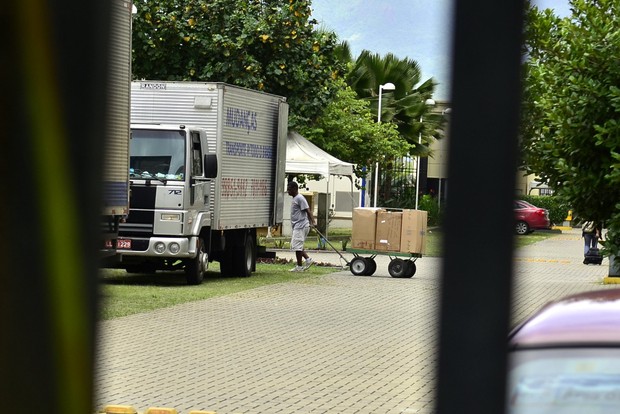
[132,0,345,126]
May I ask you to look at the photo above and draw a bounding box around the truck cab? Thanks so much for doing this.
[103,124,218,284]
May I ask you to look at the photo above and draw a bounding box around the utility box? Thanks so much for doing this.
[351,207,383,250]
[375,211,403,252]
[400,209,428,254]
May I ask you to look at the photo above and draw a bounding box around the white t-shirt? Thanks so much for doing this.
[290,194,310,229]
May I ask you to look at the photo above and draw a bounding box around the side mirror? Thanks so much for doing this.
[204,154,217,179]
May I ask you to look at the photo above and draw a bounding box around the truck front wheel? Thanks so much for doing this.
[185,238,207,285]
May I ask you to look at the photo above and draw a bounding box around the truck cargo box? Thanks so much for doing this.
[130,81,288,230]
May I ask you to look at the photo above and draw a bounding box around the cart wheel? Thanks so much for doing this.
[364,258,377,276]
[388,258,407,278]
[350,257,368,276]
[404,261,416,278]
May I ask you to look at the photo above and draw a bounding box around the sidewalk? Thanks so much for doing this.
[95,228,613,414]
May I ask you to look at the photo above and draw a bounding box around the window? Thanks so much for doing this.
[191,131,203,177]
[130,129,186,180]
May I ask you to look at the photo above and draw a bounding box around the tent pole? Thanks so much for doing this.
[326,177,330,238]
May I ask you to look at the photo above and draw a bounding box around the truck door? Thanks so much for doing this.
[189,130,210,211]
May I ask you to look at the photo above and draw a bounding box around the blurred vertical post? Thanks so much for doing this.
[0,1,110,412]
[436,0,524,413]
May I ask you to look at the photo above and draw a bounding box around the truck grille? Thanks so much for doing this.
[119,221,153,236]
[119,184,156,237]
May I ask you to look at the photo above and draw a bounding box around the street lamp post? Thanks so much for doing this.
[415,98,436,210]
[374,82,396,207]
[437,107,452,210]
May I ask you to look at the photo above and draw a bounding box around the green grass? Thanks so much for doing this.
[98,261,339,320]
[100,229,557,320]
[514,231,557,247]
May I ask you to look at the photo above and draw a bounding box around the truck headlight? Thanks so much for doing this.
[169,242,180,254]
[154,242,166,254]
[161,213,181,221]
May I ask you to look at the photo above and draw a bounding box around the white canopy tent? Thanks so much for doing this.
[285,131,355,236]
[286,130,354,177]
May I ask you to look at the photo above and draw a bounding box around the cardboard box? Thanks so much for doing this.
[375,211,403,251]
[400,209,428,254]
[351,207,383,250]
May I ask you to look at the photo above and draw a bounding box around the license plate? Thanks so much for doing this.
[104,239,113,249]
[117,239,132,250]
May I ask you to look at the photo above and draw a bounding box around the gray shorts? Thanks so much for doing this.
[291,226,310,251]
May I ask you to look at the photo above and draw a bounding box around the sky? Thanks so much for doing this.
[310,0,572,101]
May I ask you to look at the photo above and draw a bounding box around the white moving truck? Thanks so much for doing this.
[101,81,288,284]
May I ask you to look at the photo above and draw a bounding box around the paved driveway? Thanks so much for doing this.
[95,229,612,413]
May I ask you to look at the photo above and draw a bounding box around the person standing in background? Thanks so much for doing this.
[582,220,603,261]
[287,181,315,272]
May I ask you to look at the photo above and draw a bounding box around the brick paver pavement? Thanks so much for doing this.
[95,228,613,413]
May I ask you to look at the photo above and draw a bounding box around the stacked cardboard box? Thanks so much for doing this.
[375,211,402,251]
[351,207,383,250]
[351,208,427,254]
[400,209,428,254]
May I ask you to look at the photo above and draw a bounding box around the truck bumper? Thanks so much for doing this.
[116,236,199,259]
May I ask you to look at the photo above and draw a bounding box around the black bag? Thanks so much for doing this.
[584,248,603,265]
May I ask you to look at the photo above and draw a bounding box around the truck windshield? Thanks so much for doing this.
[130,129,186,180]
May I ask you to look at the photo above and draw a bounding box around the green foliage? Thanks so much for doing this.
[418,195,442,227]
[521,0,620,252]
[601,226,620,257]
[345,50,442,156]
[382,186,415,209]
[297,78,407,178]
[519,195,572,226]
[381,192,441,227]
[132,0,345,125]
[131,2,443,186]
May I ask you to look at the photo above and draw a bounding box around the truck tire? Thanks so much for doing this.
[185,238,207,285]
[220,231,255,277]
[232,232,254,277]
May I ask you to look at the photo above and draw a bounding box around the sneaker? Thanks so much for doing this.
[302,258,315,270]
[290,265,304,272]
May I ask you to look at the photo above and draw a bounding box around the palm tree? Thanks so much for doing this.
[347,50,439,155]
[344,49,442,205]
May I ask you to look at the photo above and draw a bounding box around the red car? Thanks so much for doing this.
[514,200,551,235]
[507,288,620,413]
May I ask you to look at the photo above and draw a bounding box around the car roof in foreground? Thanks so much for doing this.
[509,288,620,348]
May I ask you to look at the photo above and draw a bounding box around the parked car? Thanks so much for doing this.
[506,288,620,414]
[514,200,551,235]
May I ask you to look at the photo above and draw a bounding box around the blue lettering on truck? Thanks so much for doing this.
[224,141,273,159]
[225,107,258,133]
